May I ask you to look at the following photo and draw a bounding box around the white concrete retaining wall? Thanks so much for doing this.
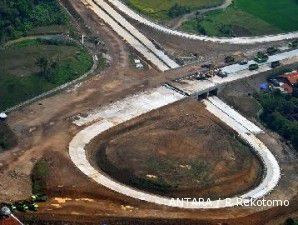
[85,0,179,71]
[74,86,185,126]
[203,98,280,200]
[208,96,263,134]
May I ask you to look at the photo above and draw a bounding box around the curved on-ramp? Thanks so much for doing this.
[69,87,281,209]
[101,0,298,44]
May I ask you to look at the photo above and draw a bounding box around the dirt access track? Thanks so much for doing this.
[103,0,298,44]
[0,0,297,224]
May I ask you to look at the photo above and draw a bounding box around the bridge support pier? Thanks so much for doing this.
[197,88,218,100]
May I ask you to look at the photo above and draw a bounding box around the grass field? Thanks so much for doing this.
[0,39,93,111]
[181,0,298,36]
[125,0,223,21]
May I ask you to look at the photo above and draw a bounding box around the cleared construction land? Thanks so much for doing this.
[89,99,262,200]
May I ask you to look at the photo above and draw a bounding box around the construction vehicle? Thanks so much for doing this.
[195,72,207,80]
[271,61,280,68]
[24,201,38,211]
[15,202,29,212]
[254,52,269,63]
[266,47,279,55]
[217,70,228,78]
[238,59,248,65]
[31,194,48,202]
[289,39,298,48]
[249,64,259,71]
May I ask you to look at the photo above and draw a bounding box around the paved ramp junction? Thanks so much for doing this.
[83,0,179,71]
[69,87,280,208]
[68,38,298,209]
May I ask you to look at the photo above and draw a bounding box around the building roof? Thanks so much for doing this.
[0,217,23,225]
[281,83,293,94]
[280,71,298,86]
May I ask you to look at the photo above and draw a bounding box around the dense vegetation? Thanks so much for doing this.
[256,91,298,151]
[31,160,49,194]
[126,0,223,21]
[285,218,298,225]
[0,0,68,42]
[168,4,190,18]
[182,0,298,36]
[0,38,93,111]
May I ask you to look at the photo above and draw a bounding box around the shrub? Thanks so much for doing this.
[31,160,49,194]
[168,4,191,18]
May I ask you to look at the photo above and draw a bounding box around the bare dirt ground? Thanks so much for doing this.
[218,70,298,224]
[0,0,297,224]
[87,99,262,200]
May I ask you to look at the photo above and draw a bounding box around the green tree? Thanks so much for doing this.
[168,4,190,18]
[35,56,58,82]
[36,56,49,76]
[0,0,68,42]
[256,91,298,151]
[285,218,295,225]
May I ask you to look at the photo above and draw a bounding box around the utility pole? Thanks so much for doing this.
[81,34,86,45]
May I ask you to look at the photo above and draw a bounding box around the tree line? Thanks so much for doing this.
[0,0,68,43]
[256,91,298,151]
[168,4,191,18]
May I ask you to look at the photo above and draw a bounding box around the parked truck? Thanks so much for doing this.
[271,61,281,68]
[249,64,259,71]
[266,47,279,55]
[254,52,269,63]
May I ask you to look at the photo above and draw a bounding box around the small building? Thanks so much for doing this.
[277,70,298,94]
[280,71,298,85]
